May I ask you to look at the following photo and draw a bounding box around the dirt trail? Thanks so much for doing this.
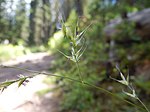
[0,52,59,112]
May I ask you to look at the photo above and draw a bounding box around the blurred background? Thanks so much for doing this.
[0,0,150,112]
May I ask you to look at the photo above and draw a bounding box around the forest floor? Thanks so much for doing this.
[0,52,60,112]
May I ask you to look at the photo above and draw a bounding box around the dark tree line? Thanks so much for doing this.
[0,0,83,46]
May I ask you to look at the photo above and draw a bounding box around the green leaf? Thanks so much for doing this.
[71,47,75,56]
[58,50,71,59]
[77,44,87,61]
[0,80,16,93]
[74,20,79,38]
[18,78,27,87]
[76,23,91,43]
[58,50,76,62]
[76,38,86,57]
[0,80,16,88]
[76,30,86,45]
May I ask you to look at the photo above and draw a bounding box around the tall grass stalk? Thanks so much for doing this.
[110,66,149,112]
[0,65,146,111]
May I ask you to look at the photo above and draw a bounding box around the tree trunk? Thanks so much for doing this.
[28,0,38,45]
[41,0,51,44]
[75,0,83,16]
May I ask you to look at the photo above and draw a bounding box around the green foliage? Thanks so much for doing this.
[49,1,150,111]
[29,45,47,53]
[0,44,30,62]
[48,31,64,51]
[135,77,150,94]
[49,11,105,111]
[61,84,95,112]
[111,67,149,112]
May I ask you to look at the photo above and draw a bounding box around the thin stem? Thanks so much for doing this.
[0,65,80,83]
[137,98,150,112]
[0,65,146,111]
[72,48,84,83]
[128,85,133,91]
[75,59,84,83]
[84,82,146,111]
[127,84,149,112]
